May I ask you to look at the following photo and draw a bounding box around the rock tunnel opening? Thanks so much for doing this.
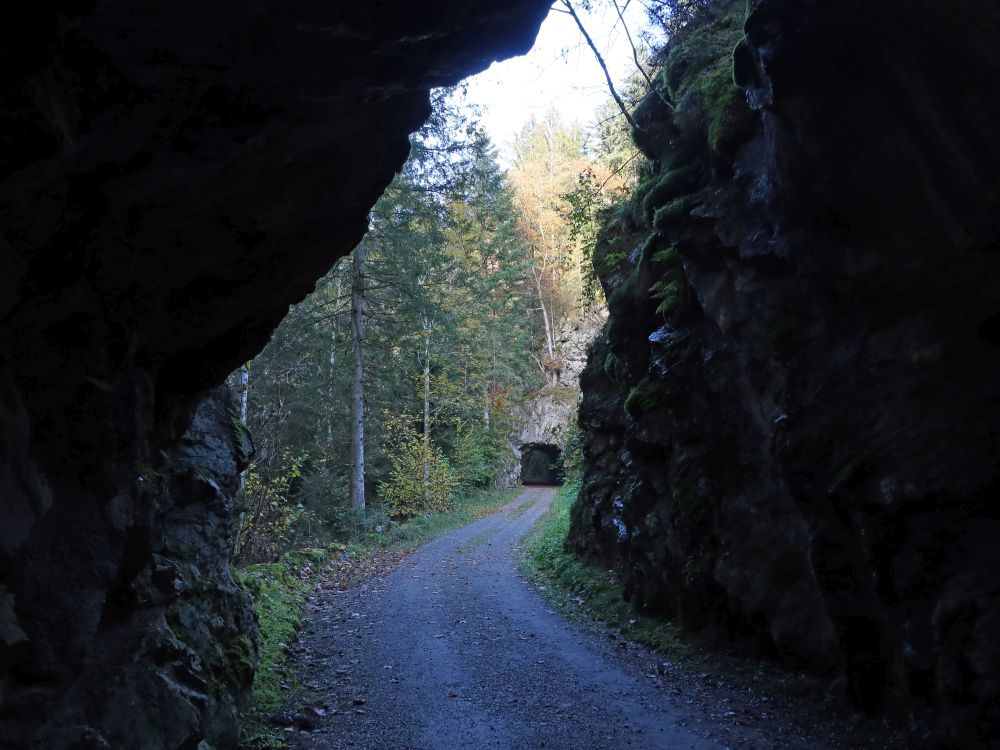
[520,443,564,486]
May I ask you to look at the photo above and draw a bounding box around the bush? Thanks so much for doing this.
[451,423,504,491]
[377,415,456,519]
[233,456,311,565]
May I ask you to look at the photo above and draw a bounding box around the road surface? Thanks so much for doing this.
[291,487,823,750]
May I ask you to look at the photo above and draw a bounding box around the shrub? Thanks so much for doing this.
[377,415,456,519]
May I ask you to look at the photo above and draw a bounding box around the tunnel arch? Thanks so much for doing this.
[519,442,565,486]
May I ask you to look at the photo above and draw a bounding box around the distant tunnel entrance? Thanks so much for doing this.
[520,443,564,486]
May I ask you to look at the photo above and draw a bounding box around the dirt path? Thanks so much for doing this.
[291,488,824,750]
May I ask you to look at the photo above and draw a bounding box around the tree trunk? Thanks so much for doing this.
[532,265,558,385]
[422,319,432,504]
[239,364,250,422]
[327,276,342,446]
[351,241,367,518]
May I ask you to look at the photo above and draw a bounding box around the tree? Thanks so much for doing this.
[350,234,368,518]
[228,88,541,559]
[508,112,592,384]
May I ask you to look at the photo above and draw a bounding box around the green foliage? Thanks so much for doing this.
[640,165,701,222]
[229,88,540,556]
[591,222,643,279]
[377,415,456,520]
[624,378,664,417]
[651,246,680,264]
[234,456,309,566]
[652,195,700,230]
[560,423,586,479]
[564,169,618,301]
[450,423,504,492]
[649,273,684,316]
[234,560,311,746]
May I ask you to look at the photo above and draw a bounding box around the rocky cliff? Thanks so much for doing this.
[569,1,1000,747]
[504,312,604,486]
[0,2,549,747]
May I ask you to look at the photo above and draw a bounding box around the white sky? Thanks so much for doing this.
[464,1,653,161]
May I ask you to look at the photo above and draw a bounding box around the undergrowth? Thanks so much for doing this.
[519,481,904,750]
[236,487,517,748]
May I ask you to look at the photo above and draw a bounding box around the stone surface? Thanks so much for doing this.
[553,310,606,390]
[0,387,257,749]
[569,1,1000,747]
[502,312,603,487]
[0,2,549,747]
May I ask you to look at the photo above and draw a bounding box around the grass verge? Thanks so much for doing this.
[518,480,904,750]
[236,487,517,748]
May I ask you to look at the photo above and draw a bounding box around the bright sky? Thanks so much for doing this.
[464,1,653,161]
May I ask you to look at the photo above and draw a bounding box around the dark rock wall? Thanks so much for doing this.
[569,1,1000,747]
[0,1,549,747]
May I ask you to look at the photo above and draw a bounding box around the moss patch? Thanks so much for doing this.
[652,194,701,231]
[639,165,702,222]
[235,561,312,718]
[696,54,756,156]
[651,246,680,265]
[624,378,664,418]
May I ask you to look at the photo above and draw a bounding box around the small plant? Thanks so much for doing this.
[233,455,309,565]
[649,275,684,316]
[378,415,456,519]
[651,246,680,264]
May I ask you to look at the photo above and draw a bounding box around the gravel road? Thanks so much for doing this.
[291,487,825,750]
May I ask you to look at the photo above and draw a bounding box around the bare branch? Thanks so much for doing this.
[610,0,673,110]
[559,0,642,133]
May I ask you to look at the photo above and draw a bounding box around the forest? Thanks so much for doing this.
[230,88,634,565]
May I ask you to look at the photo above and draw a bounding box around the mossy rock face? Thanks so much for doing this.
[281,548,328,574]
[652,195,702,231]
[624,378,665,418]
[632,0,754,170]
[592,215,645,277]
[694,56,756,156]
[662,0,747,99]
[621,0,753,246]
[630,90,678,158]
[603,351,620,380]
[640,165,703,223]
[651,246,681,265]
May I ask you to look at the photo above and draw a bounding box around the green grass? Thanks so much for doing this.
[373,487,518,554]
[518,480,689,651]
[519,481,904,750]
[235,554,326,748]
[236,487,517,748]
